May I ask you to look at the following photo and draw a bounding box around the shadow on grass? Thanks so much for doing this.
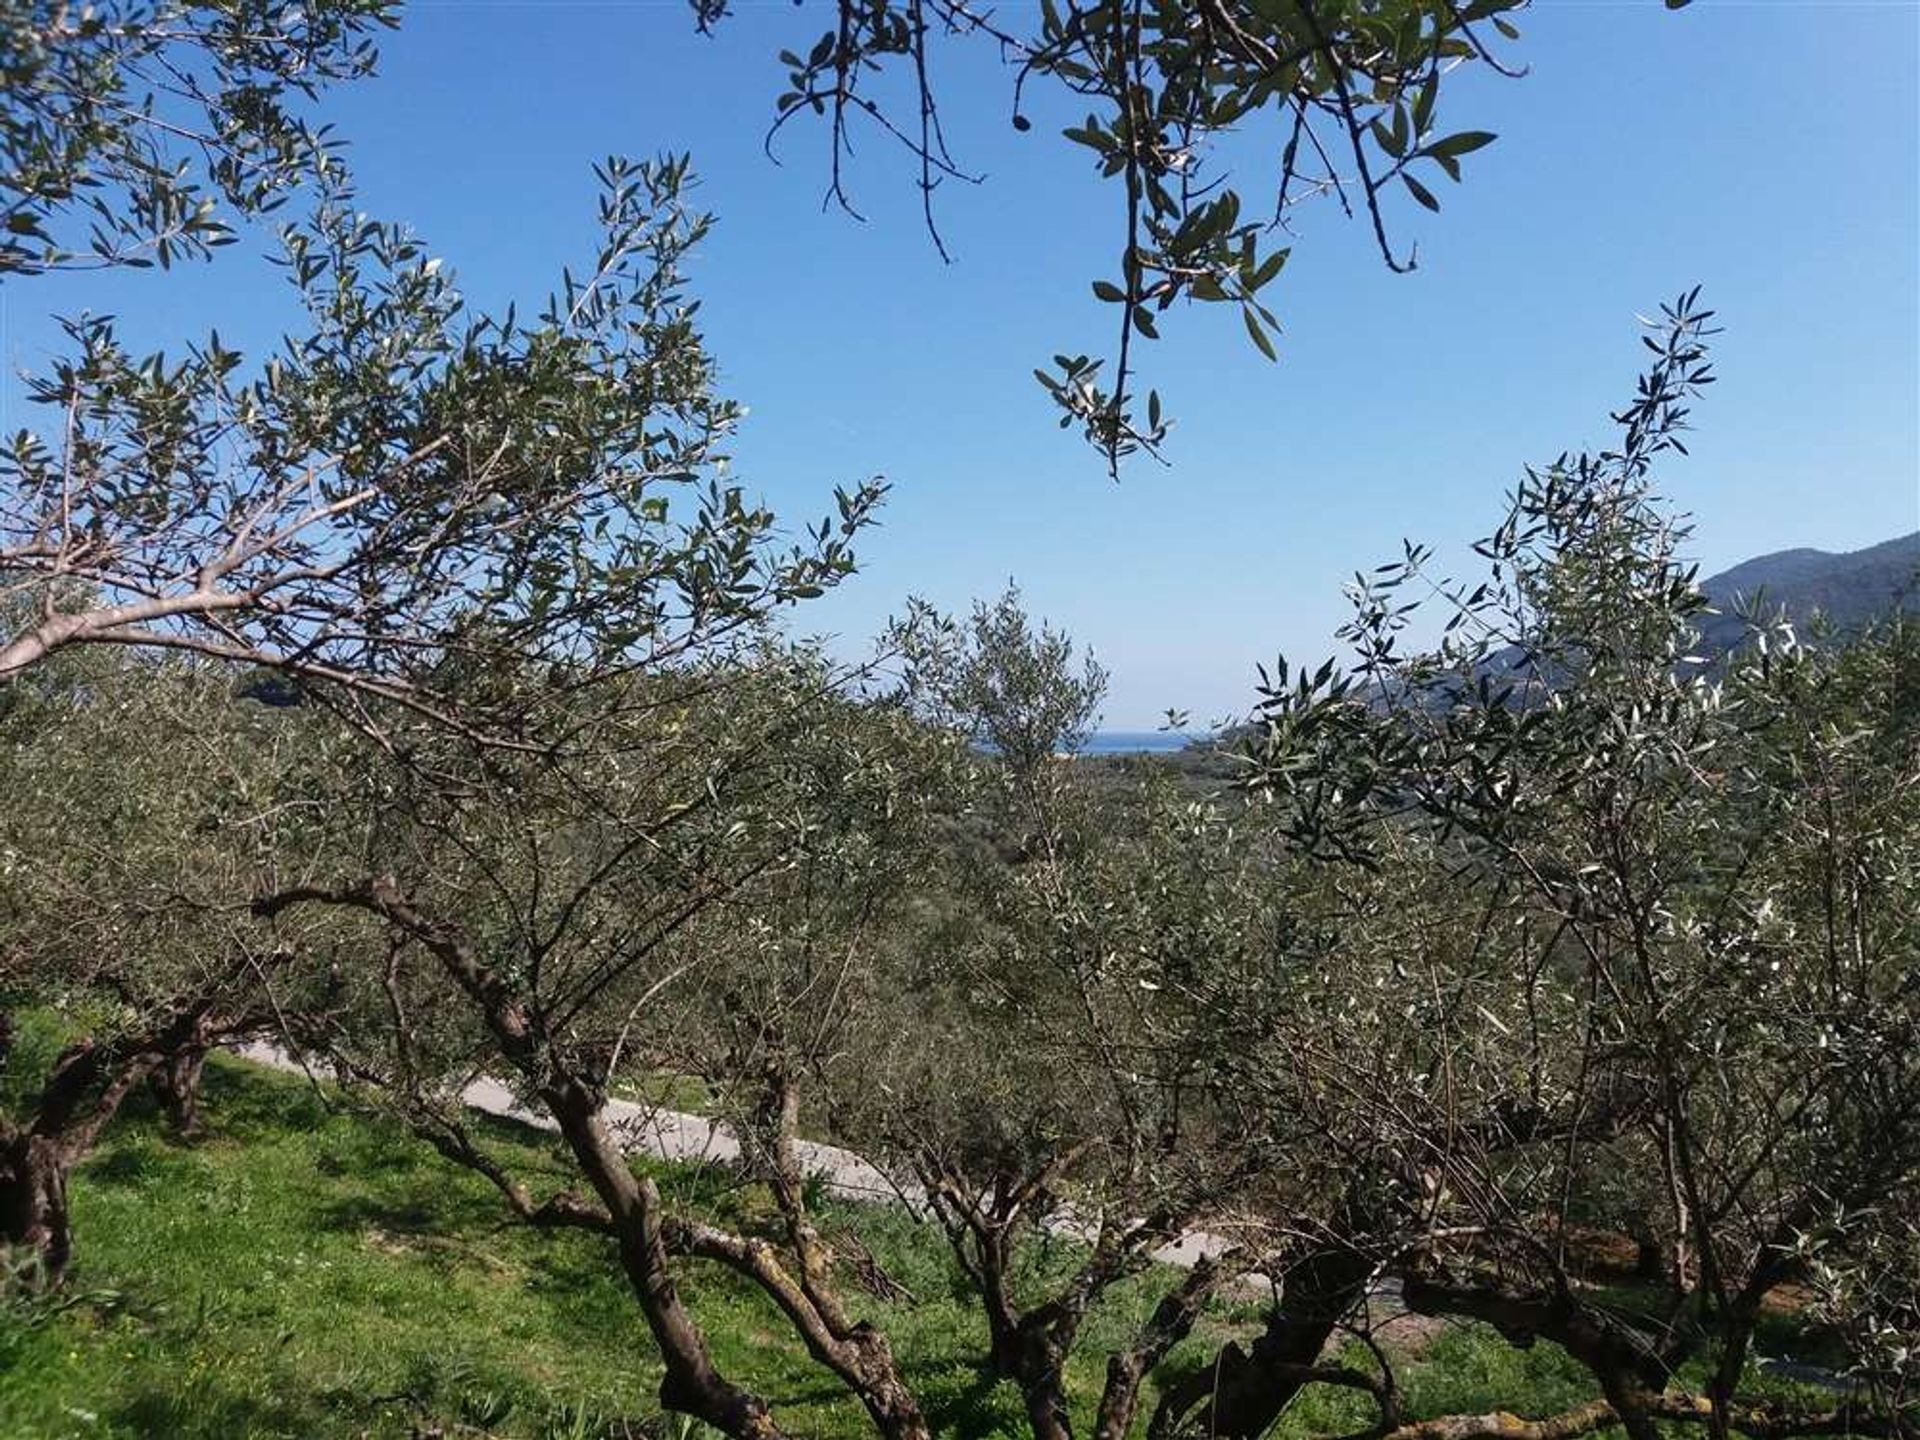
[894,1353,1026,1439]
[195,1057,336,1135]
[84,1146,152,1186]
[316,1192,447,1236]
[111,1376,350,1440]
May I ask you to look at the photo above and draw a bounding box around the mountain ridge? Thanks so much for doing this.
[1695,530,1917,655]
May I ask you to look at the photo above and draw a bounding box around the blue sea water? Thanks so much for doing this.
[1076,730,1198,756]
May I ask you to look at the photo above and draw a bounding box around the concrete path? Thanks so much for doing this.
[237,1042,1859,1394]
[232,1042,1232,1270]
[236,1042,901,1199]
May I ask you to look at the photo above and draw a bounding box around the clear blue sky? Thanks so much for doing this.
[4,0,1916,725]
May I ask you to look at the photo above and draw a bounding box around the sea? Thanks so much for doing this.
[1076,730,1198,756]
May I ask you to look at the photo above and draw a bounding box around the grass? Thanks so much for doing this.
[607,1071,717,1117]
[0,1056,1190,1439]
[0,1055,1834,1439]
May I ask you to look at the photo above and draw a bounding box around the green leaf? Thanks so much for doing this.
[1403,174,1440,212]
[1243,307,1277,362]
[1412,77,1438,136]
[1427,130,1498,159]
[1251,247,1290,291]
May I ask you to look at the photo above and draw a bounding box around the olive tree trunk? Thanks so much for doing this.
[0,1132,73,1283]
[0,1037,160,1285]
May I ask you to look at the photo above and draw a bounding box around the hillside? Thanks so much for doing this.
[1695,531,1918,656]
[1123,531,1920,783]
[0,1055,1612,1440]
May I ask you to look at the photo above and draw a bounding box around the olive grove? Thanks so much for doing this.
[2,276,1914,1438]
[0,5,1911,1438]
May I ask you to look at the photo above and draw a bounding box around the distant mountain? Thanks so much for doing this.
[1174,533,1920,763]
[1372,531,1917,715]
[1695,532,1918,658]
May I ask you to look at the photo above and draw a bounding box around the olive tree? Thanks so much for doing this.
[251,647,960,1440]
[0,650,352,1283]
[898,585,1109,773]
[0,140,889,1325]
[796,594,1295,1440]
[0,156,880,746]
[2,0,395,275]
[1233,296,1920,1440]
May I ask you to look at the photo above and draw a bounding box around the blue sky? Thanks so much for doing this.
[4,0,1915,725]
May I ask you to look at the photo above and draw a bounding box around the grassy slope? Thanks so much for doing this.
[0,1058,1666,1439]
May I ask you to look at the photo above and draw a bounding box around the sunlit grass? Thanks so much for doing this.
[0,1055,1834,1439]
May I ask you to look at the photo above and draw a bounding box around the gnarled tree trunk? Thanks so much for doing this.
[1151,1239,1375,1440]
[994,1325,1075,1440]
[1094,1250,1250,1440]
[1401,1275,1678,1440]
[0,1131,73,1283]
[150,1042,209,1136]
[0,1036,161,1285]
[720,1048,929,1440]
[256,878,800,1440]
[923,1178,1080,1440]
[548,1076,795,1440]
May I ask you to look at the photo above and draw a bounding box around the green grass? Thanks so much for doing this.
[607,1071,717,1117]
[0,1056,1836,1439]
[0,1057,1200,1439]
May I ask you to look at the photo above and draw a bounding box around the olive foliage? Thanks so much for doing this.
[1,0,395,275]
[705,0,1688,468]
[0,648,352,1282]
[1235,297,1920,1440]
[0,156,880,748]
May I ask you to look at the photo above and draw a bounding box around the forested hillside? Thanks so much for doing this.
[1697,533,1919,656]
